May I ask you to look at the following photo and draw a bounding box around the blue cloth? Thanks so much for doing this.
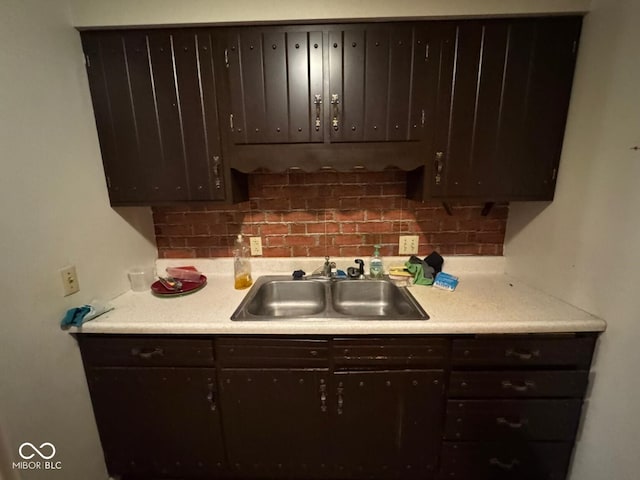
[60,302,113,328]
[61,306,92,327]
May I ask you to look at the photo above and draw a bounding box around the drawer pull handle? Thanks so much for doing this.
[489,458,520,470]
[131,347,164,360]
[501,380,535,392]
[496,417,528,429]
[505,348,540,360]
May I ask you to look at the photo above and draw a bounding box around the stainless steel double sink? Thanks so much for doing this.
[231,275,428,321]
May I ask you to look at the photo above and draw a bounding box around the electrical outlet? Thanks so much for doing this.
[398,235,419,255]
[249,237,263,256]
[60,265,80,296]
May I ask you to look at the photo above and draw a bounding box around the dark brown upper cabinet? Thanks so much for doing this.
[216,23,448,172]
[407,16,582,202]
[223,28,325,145]
[82,29,248,206]
[82,17,581,204]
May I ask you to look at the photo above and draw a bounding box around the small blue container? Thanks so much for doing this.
[433,272,459,291]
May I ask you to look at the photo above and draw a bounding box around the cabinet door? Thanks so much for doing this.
[86,367,225,477]
[504,17,581,199]
[328,24,431,144]
[332,370,445,479]
[219,368,331,478]
[223,27,325,145]
[428,17,581,200]
[82,30,227,204]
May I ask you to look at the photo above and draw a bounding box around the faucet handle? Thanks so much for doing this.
[354,259,365,277]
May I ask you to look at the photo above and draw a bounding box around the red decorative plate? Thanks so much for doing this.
[151,275,207,297]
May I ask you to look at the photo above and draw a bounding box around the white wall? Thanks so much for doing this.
[70,0,591,27]
[0,0,157,478]
[504,1,640,479]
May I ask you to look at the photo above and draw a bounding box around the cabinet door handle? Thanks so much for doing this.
[331,93,340,131]
[496,417,528,429]
[505,348,540,360]
[130,347,164,360]
[434,151,444,185]
[501,379,536,392]
[489,458,520,470]
[313,94,322,131]
[319,382,327,413]
[212,156,222,189]
[207,382,217,411]
[337,382,344,415]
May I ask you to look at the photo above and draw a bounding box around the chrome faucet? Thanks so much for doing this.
[322,256,337,278]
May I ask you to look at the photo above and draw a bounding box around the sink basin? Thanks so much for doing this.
[331,280,417,317]
[246,280,326,317]
[231,276,428,321]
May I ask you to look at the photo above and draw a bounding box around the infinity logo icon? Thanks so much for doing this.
[18,442,56,460]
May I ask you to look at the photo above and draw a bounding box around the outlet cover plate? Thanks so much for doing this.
[250,237,263,256]
[399,235,419,255]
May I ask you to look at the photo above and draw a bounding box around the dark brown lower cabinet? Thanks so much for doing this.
[85,367,225,478]
[440,442,574,480]
[333,370,444,479]
[444,399,583,441]
[77,334,597,480]
[219,368,331,478]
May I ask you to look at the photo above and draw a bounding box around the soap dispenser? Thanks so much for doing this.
[369,244,384,279]
[233,234,253,289]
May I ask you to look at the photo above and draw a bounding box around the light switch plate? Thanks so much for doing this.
[250,237,263,256]
[398,235,419,255]
[60,265,80,296]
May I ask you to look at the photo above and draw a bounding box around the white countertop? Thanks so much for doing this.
[71,257,606,335]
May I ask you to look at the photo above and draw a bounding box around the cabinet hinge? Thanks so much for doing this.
[106,176,112,189]
[572,40,577,55]
[224,48,229,68]
[551,168,558,181]
[84,54,90,68]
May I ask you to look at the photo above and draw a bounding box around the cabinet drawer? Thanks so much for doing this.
[333,337,448,367]
[440,442,573,480]
[79,336,214,367]
[445,399,582,441]
[216,338,329,367]
[449,370,589,398]
[452,336,595,368]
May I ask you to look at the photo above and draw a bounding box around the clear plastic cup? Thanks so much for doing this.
[128,267,154,292]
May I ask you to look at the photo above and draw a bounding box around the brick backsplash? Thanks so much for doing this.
[153,170,508,258]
